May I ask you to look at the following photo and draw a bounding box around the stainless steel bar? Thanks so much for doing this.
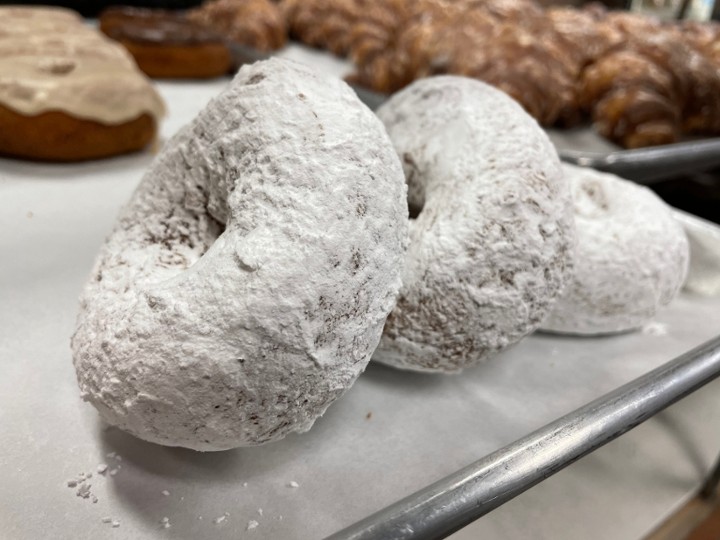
[559,139,720,184]
[326,336,720,540]
[700,450,720,499]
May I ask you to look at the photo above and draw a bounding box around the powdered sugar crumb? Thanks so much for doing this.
[214,513,229,525]
[247,520,259,531]
[642,322,668,336]
[287,481,299,488]
[161,490,170,496]
[97,464,108,475]
[257,508,263,516]
[76,483,92,499]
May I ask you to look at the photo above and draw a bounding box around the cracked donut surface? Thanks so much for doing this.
[541,164,688,335]
[374,76,575,373]
[71,58,408,451]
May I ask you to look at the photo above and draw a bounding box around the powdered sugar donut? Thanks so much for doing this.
[71,58,408,451]
[541,164,689,335]
[373,76,575,373]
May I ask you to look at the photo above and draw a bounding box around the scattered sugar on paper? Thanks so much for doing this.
[642,322,668,336]
[76,484,92,499]
[161,517,170,529]
[111,520,120,528]
[214,512,229,525]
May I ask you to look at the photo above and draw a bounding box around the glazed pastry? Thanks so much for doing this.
[71,59,408,450]
[99,7,231,79]
[282,0,358,56]
[282,0,405,61]
[681,20,720,67]
[0,6,164,161]
[542,164,688,335]
[188,0,286,52]
[374,76,574,373]
[349,0,581,126]
[580,31,720,147]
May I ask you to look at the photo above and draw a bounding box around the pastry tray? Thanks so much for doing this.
[2,47,720,540]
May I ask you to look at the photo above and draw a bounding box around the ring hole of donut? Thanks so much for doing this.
[408,201,423,219]
[402,152,425,219]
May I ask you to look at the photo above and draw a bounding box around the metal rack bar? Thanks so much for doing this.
[326,335,720,540]
[559,139,720,184]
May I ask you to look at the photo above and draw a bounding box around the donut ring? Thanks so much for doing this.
[71,58,408,451]
[541,164,689,335]
[373,76,575,373]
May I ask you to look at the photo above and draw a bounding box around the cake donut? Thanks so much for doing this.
[71,58,408,451]
[541,164,689,335]
[99,7,231,79]
[0,6,164,162]
[373,76,575,373]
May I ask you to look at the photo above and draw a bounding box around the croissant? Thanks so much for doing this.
[681,21,720,67]
[351,0,580,125]
[188,0,286,52]
[282,0,720,147]
[281,0,360,56]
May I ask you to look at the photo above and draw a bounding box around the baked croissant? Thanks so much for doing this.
[188,0,286,51]
[352,0,580,125]
[577,13,720,147]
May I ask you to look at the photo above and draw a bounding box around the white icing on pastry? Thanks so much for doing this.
[541,164,689,335]
[71,59,408,451]
[0,6,164,124]
[374,76,575,373]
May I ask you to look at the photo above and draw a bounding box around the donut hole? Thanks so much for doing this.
[408,200,423,219]
[402,152,426,219]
